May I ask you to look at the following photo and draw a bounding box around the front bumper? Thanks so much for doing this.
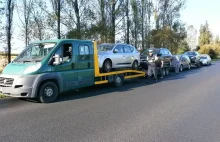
[0,74,39,98]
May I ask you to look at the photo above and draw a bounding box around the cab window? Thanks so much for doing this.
[79,45,90,61]
[63,44,72,63]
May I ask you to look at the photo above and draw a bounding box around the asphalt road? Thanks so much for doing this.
[1,62,220,142]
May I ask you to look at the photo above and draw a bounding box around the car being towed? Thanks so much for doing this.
[98,43,140,72]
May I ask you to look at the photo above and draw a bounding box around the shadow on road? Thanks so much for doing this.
[56,66,203,103]
[0,63,215,104]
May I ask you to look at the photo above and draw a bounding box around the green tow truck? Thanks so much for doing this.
[0,39,145,103]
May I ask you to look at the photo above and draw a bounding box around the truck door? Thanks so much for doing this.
[51,42,78,91]
[75,41,94,88]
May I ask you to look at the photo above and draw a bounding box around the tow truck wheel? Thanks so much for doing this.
[113,74,124,87]
[38,82,58,103]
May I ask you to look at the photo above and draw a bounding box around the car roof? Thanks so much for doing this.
[32,39,92,44]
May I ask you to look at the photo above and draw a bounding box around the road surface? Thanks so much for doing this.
[1,62,220,142]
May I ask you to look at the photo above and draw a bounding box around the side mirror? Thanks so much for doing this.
[113,49,118,53]
[53,54,61,65]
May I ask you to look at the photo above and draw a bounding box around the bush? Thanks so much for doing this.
[199,44,220,59]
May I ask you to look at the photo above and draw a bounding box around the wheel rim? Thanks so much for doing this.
[180,65,183,71]
[188,64,191,69]
[133,61,138,69]
[116,76,122,84]
[105,61,111,71]
[44,87,53,97]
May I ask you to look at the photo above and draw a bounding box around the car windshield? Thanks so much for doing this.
[201,56,207,59]
[98,44,115,52]
[185,52,196,56]
[14,42,56,62]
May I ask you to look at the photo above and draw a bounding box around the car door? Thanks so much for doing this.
[160,49,168,66]
[123,45,133,66]
[112,45,125,67]
[51,42,78,91]
[180,56,187,68]
[75,41,94,88]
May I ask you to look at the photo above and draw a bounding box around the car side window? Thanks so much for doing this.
[123,45,132,53]
[159,49,165,55]
[78,45,90,61]
[63,43,73,63]
[129,46,134,52]
[114,45,124,53]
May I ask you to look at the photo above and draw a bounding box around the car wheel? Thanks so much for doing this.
[113,74,124,87]
[102,59,112,72]
[132,60,138,70]
[38,82,59,103]
[188,64,191,70]
[179,65,183,72]
[165,68,169,76]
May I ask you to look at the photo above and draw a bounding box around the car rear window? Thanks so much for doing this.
[185,52,196,56]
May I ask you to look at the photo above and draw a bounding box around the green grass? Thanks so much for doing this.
[0,94,6,98]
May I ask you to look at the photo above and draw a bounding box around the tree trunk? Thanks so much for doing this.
[6,0,14,64]
[57,0,61,39]
[110,2,116,43]
[141,0,144,49]
[126,0,129,44]
[74,0,81,39]
[100,0,106,42]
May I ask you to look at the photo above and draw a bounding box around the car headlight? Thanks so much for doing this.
[23,63,41,74]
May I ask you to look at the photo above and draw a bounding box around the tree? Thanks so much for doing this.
[186,25,197,51]
[50,0,61,39]
[6,0,15,63]
[30,0,50,40]
[214,35,220,45]
[16,0,34,46]
[198,21,212,46]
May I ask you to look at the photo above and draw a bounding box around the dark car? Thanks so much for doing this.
[140,48,173,70]
[183,51,201,67]
[172,54,191,71]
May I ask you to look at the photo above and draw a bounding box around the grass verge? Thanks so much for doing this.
[0,94,6,98]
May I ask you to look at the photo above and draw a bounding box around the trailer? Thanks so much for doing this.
[0,39,145,103]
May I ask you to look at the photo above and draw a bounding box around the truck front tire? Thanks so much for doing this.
[38,82,59,103]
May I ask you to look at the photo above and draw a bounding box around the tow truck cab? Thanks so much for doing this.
[0,40,95,100]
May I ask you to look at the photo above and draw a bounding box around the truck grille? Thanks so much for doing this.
[0,77,14,87]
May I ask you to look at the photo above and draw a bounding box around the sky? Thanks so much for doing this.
[181,0,220,37]
[1,0,220,54]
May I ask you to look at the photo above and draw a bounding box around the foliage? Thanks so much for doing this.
[198,21,212,46]
[150,21,187,54]
[199,44,220,59]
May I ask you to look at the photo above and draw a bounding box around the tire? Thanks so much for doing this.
[179,65,183,72]
[38,82,59,103]
[132,60,138,70]
[162,68,166,76]
[113,74,124,87]
[165,68,169,76]
[102,59,112,73]
[188,64,191,70]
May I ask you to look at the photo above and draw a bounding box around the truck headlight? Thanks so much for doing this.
[23,63,41,74]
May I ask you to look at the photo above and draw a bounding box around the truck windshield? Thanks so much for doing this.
[14,43,56,62]
[98,44,115,52]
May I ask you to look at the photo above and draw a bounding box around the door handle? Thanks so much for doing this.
[88,62,90,68]
[71,63,75,69]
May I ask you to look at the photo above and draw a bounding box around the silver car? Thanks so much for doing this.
[200,54,211,65]
[98,43,140,72]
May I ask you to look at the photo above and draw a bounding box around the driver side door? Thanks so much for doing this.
[51,42,78,91]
